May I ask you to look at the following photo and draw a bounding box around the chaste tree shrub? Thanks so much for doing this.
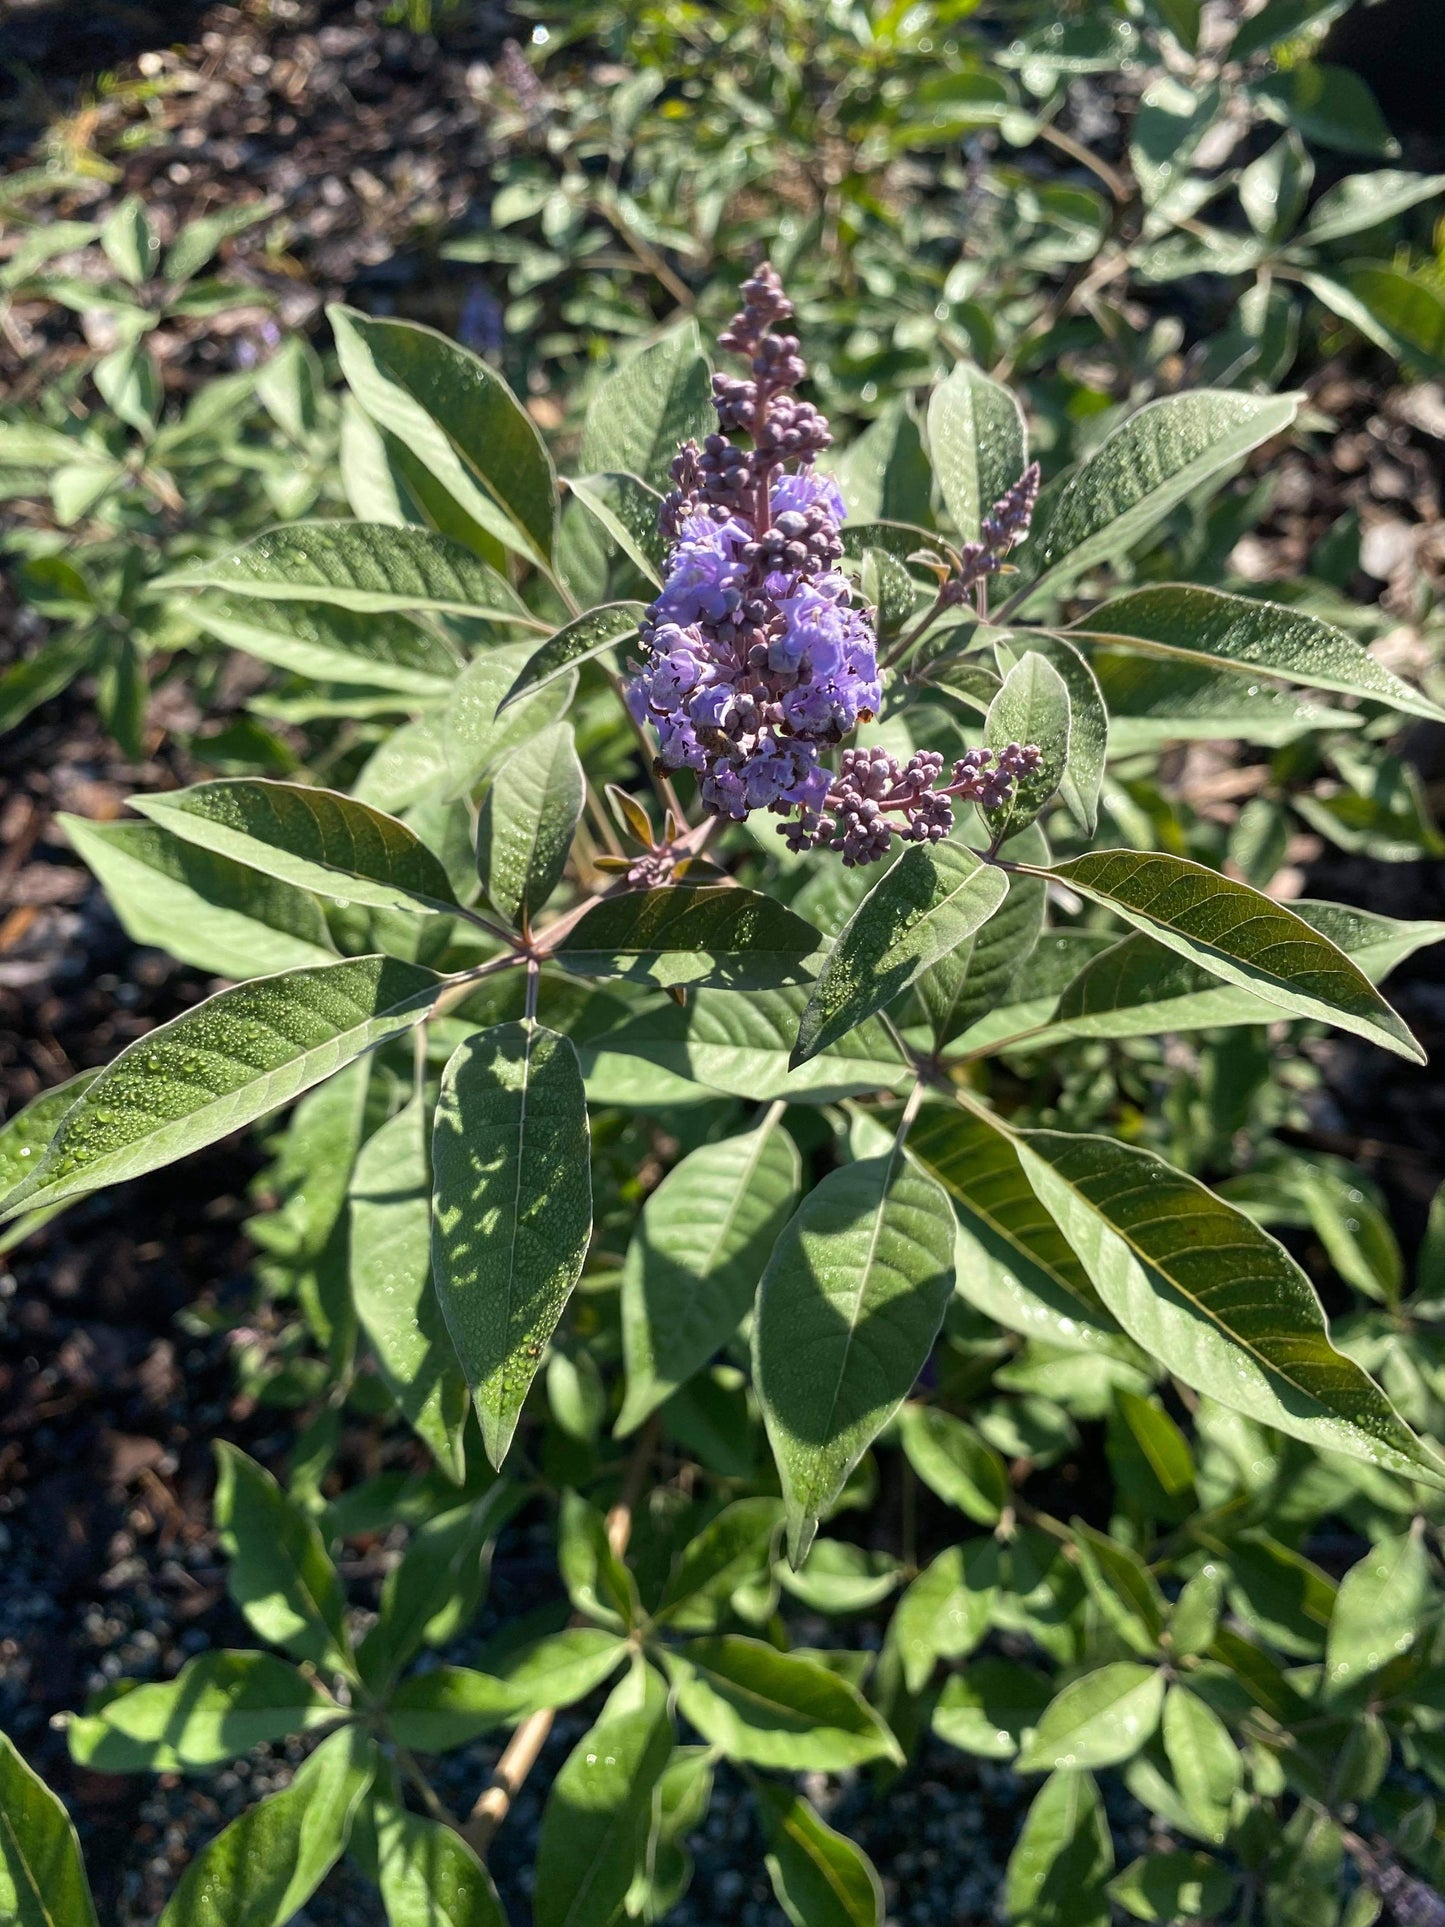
[4,265,1445,1926]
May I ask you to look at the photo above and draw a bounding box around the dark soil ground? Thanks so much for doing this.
[3,2,1445,1922]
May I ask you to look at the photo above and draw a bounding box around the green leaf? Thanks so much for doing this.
[157,1726,373,1927]
[793,843,1008,1066]
[1231,0,1345,60]
[1011,1124,1445,1487]
[1026,900,1445,1048]
[1303,169,1445,245]
[331,306,556,564]
[1037,850,1422,1061]
[907,1103,1121,1350]
[1022,636,1106,834]
[134,779,460,916]
[984,652,1071,839]
[384,1632,628,1750]
[566,472,668,586]
[477,721,583,928]
[753,1147,956,1564]
[897,1403,1010,1523]
[437,645,580,805]
[372,1804,505,1927]
[1161,1684,1241,1842]
[655,1497,785,1629]
[558,1489,640,1631]
[663,1636,901,1770]
[498,602,646,711]
[582,985,909,1105]
[156,523,538,622]
[914,825,1047,1045]
[95,341,160,435]
[1254,63,1396,158]
[618,1113,800,1435]
[100,194,158,284]
[0,1730,100,1927]
[0,1072,97,1212]
[888,1542,996,1694]
[360,1486,513,1687]
[1014,392,1299,609]
[62,815,337,979]
[190,595,457,694]
[163,201,272,282]
[1067,584,1445,724]
[214,1442,353,1671]
[1005,1770,1113,1927]
[432,1023,592,1467]
[579,325,713,487]
[1324,1526,1432,1700]
[558,885,821,991]
[926,363,1028,544]
[1,957,436,1219]
[350,1096,468,1480]
[932,1658,1053,1760]
[534,1663,673,1927]
[753,1780,884,1927]
[1109,1852,1234,1922]
[776,1540,902,1615]
[67,1652,334,1773]
[1016,1663,1164,1772]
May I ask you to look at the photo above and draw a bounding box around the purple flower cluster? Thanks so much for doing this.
[629,265,879,826]
[627,264,1044,864]
[787,742,1043,866]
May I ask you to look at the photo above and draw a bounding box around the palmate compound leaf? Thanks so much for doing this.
[0,957,438,1220]
[330,306,557,566]
[1065,582,1445,725]
[753,1143,956,1564]
[533,1662,673,1927]
[349,1096,468,1481]
[155,523,539,624]
[134,779,460,917]
[476,720,584,929]
[1009,390,1300,611]
[1005,1116,1445,1489]
[66,1652,335,1774]
[61,815,338,979]
[0,1730,100,1927]
[926,361,1028,544]
[1031,850,1423,1061]
[431,1023,592,1468]
[558,884,821,992]
[157,1726,374,1927]
[617,1109,801,1435]
[792,842,1008,1066]
[497,601,648,712]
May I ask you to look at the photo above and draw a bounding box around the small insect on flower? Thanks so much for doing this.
[628,264,1043,863]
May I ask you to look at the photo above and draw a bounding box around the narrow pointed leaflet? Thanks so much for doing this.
[1,957,437,1219]
[754,1143,956,1564]
[432,1023,592,1467]
[1011,1124,1445,1488]
[1030,850,1422,1061]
